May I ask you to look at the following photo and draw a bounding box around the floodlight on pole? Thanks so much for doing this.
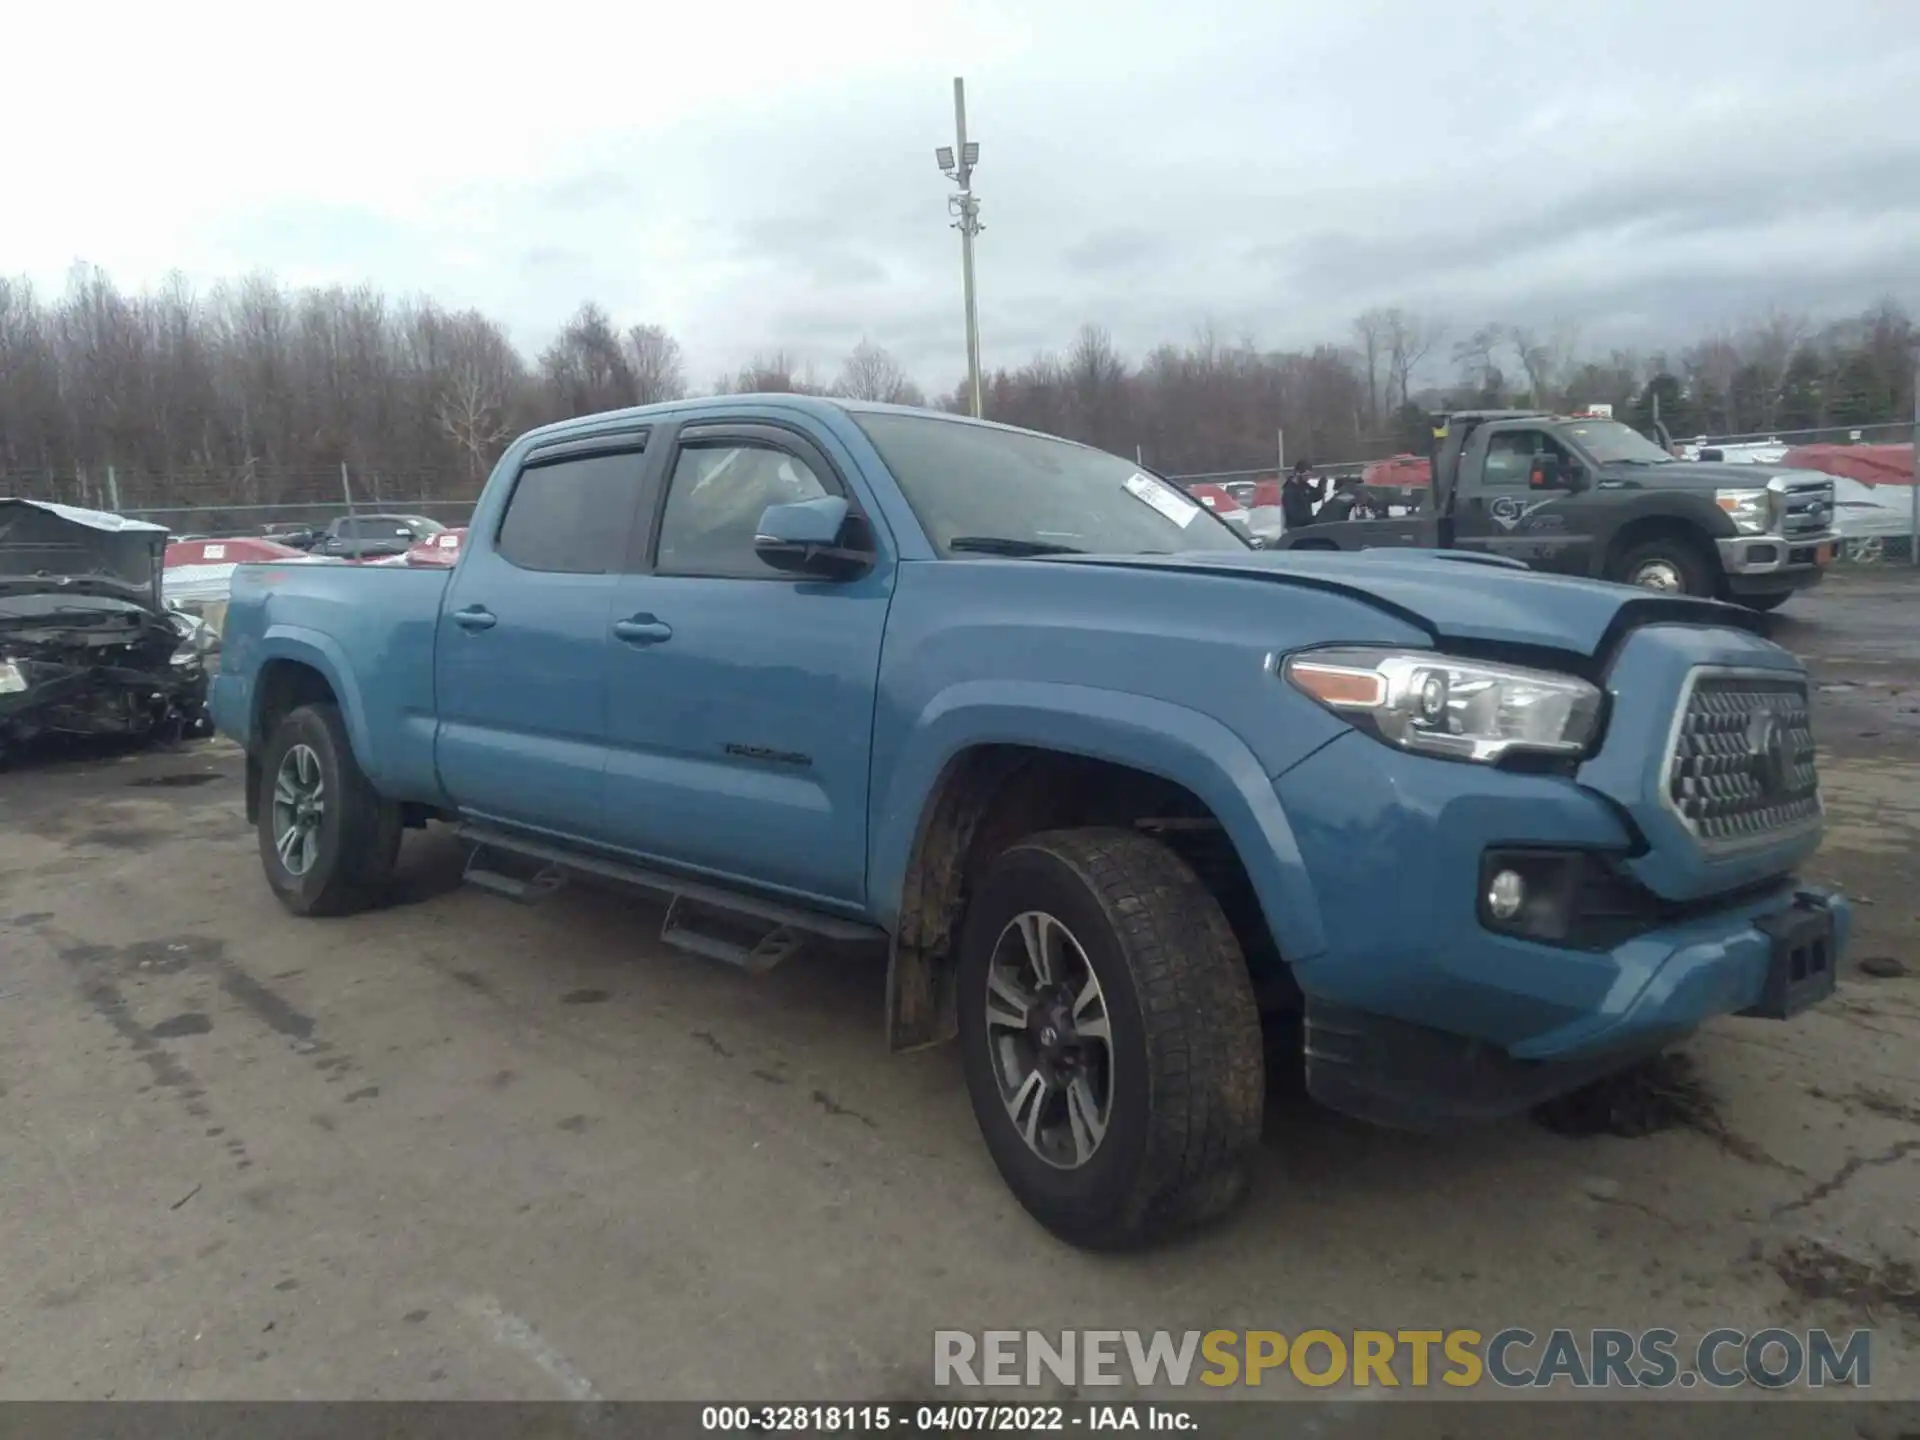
[937,76,984,418]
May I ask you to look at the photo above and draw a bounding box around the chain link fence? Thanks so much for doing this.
[0,464,481,537]
[4,417,1913,562]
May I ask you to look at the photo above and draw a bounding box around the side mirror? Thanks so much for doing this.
[753,495,871,579]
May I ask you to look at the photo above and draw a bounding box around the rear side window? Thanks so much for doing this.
[496,451,643,574]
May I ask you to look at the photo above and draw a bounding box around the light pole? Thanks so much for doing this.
[935,77,984,418]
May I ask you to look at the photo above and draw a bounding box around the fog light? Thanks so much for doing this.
[1487,869,1526,921]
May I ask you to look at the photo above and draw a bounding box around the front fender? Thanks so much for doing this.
[254,626,379,777]
[869,679,1329,966]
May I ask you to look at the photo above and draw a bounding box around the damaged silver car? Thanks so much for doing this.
[0,499,216,760]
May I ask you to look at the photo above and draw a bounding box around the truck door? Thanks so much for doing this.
[433,440,650,840]
[1450,427,1593,573]
[599,422,893,907]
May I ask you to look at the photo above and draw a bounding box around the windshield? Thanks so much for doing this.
[1561,419,1674,465]
[853,412,1251,557]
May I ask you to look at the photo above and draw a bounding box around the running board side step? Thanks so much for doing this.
[456,823,886,973]
[463,846,567,904]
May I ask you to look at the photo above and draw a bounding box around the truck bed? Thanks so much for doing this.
[214,562,453,802]
[1269,515,1439,551]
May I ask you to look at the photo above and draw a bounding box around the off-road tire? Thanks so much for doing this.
[257,702,402,917]
[955,827,1265,1250]
[1611,536,1715,597]
[1733,591,1792,613]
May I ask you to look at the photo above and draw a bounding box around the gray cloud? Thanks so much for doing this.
[1062,229,1165,273]
[59,0,1920,394]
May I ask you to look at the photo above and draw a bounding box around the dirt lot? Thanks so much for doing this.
[2,569,1917,1421]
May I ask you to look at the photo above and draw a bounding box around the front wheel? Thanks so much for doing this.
[256,702,402,916]
[1612,537,1715,597]
[955,828,1265,1250]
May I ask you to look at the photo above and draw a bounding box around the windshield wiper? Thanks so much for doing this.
[948,536,1084,556]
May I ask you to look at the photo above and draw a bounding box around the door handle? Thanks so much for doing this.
[452,605,497,631]
[612,615,673,645]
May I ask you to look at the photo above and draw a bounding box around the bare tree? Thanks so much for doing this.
[1065,324,1130,450]
[1351,309,1391,430]
[1451,324,1505,395]
[1,262,1912,523]
[1383,309,1442,412]
[834,339,923,405]
[1742,308,1808,428]
[625,323,686,405]
[1506,318,1581,408]
[437,361,515,480]
[539,302,638,419]
[722,349,823,395]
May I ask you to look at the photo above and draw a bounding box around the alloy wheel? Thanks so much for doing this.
[983,910,1115,1170]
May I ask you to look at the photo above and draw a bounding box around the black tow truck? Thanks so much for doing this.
[1270,410,1841,609]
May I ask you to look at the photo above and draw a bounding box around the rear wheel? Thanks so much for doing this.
[257,702,402,916]
[1612,536,1714,598]
[955,828,1265,1250]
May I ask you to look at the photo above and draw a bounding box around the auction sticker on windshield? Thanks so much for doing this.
[1124,472,1200,528]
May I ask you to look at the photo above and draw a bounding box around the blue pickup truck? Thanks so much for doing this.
[211,396,1848,1249]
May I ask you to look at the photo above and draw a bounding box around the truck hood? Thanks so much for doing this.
[1055,549,1760,658]
[0,498,167,613]
[1590,459,1817,491]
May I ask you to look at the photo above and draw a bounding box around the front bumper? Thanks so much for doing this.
[1269,718,1849,1125]
[1298,882,1850,1131]
[0,657,207,738]
[1715,529,1838,585]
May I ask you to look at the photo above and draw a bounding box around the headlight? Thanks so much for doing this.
[1715,488,1771,535]
[0,659,26,694]
[1284,647,1604,763]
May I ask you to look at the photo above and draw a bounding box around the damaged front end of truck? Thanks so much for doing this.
[0,499,216,761]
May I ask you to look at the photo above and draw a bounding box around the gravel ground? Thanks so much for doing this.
[1,569,1915,1428]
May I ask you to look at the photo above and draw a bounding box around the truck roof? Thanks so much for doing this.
[516,394,1052,450]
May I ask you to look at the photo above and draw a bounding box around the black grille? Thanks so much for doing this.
[1666,673,1820,847]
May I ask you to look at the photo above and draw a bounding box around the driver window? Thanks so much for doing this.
[656,442,830,578]
[1537,436,1584,488]
[1480,432,1540,487]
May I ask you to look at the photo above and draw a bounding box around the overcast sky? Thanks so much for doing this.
[12,0,1920,391]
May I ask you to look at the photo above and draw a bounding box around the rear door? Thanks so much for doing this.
[599,420,894,906]
[433,436,650,841]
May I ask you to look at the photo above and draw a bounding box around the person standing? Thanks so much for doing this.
[1280,460,1325,530]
